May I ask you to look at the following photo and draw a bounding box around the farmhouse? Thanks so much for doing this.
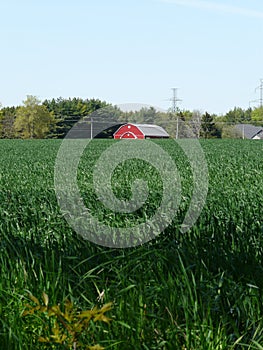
[114,123,169,139]
[235,124,263,139]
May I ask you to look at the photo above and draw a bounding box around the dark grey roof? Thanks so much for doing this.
[134,124,169,137]
[235,124,263,139]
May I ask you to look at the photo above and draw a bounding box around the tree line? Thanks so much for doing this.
[0,96,109,139]
[0,95,262,139]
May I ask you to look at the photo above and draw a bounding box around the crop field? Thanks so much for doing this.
[0,139,263,349]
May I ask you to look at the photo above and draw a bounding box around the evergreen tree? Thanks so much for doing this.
[200,112,221,138]
[42,97,109,138]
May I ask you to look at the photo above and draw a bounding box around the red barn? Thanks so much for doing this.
[113,123,169,139]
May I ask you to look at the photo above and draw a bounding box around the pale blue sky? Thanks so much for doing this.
[1,0,263,115]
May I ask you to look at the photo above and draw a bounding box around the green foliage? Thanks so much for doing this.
[42,97,110,138]
[14,95,56,139]
[43,97,108,118]
[251,106,263,124]
[0,106,17,138]
[2,95,263,141]
[0,97,111,139]
[0,106,16,137]
[222,107,252,124]
[22,292,112,349]
[1,113,15,138]
[200,112,221,138]
[1,105,17,117]
[1,97,261,140]
[220,125,242,138]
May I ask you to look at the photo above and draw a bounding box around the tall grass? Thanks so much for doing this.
[0,139,263,349]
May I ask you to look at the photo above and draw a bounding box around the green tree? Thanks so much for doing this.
[14,95,56,139]
[200,112,221,138]
[138,106,158,123]
[1,113,15,138]
[42,97,109,138]
[0,103,3,136]
[223,107,251,124]
[0,105,18,139]
[220,125,242,138]
[251,106,263,125]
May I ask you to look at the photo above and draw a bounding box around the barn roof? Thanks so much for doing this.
[235,124,263,139]
[133,124,169,137]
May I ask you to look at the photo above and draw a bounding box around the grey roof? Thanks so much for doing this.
[133,124,169,137]
[235,124,263,139]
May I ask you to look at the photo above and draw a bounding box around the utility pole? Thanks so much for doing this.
[90,117,93,139]
[170,88,182,139]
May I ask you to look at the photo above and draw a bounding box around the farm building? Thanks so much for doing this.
[235,124,263,139]
[114,123,169,139]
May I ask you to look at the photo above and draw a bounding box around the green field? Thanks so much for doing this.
[0,139,263,349]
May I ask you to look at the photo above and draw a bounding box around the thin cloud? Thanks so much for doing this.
[160,0,263,19]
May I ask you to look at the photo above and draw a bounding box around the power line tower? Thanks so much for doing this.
[255,79,263,107]
[170,87,182,113]
[169,88,182,139]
